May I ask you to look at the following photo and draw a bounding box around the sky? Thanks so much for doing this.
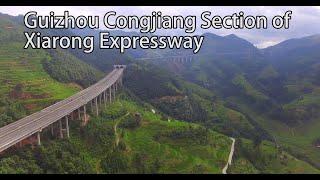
[0,6,319,48]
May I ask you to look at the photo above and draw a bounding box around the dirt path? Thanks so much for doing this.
[114,112,130,147]
[222,137,236,174]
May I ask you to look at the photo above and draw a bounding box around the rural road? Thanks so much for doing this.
[222,137,236,174]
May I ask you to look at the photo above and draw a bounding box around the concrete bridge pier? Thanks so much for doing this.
[104,90,107,107]
[50,124,54,137]
[113,83,116,100]
[83,105,87,124]
[70,112,74,121]
[117,75,122,87]
[65,116,70,138]
[90,100,94,113]
[37,131,41,146]
[95,97,99,116]
[97,94,100,106]
[109,87,112,103]
[78,108,81,120]
[101,93,104,105]
[59,119,63,139]
[101,92,104,105]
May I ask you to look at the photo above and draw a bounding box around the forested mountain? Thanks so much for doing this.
[263,34,320,86]
[122,60,314,173]
[151,33,320,169]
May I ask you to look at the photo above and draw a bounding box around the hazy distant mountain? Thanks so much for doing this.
[263,34,320,64]
[261,34,320,86]
[199,33,260,56]
[263,34,320,54]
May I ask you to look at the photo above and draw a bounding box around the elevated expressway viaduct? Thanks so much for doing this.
[0,65,126,153]
[137,55,194,63]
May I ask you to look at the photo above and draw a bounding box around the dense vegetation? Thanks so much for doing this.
[0,95,26,127]
[0,92,232,174]
[43,49,103,87]
[151,33,320,169]
[229,138,320,174]
[124,62,261,140]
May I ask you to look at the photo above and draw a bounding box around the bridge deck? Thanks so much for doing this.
[0,68,124,152]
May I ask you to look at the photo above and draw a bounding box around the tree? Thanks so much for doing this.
[0,156,42,174]
[0,113,13,127]
[101,151,128,174]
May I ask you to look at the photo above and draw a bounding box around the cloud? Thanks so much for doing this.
[255,40,282,49]
[0,6,319,48]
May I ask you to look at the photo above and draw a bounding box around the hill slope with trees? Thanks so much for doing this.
[0,13,102,126]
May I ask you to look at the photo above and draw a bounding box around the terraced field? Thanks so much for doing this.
[99,97,233,173]
[0,42,80,113]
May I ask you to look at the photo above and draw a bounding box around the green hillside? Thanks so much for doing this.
[0,92,232,174]
[152,34,320,170]
[0,42,79,111]
[0,14,103,127]
[123,62,258,139]
[229,138,320,174]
